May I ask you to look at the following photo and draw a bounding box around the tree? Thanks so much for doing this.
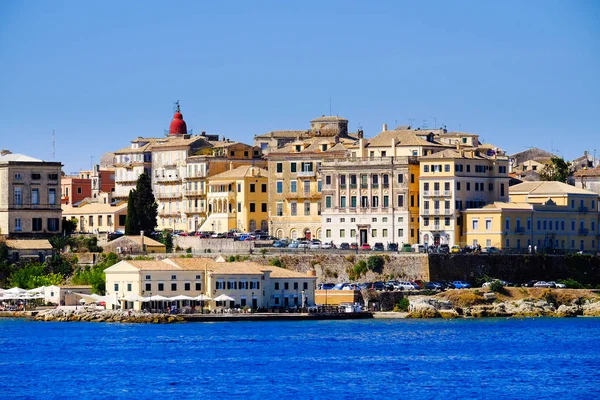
[62,217,78,235]
[49,235,73,252]
[540,157,571,183]
[124,189,140,235]
[124,173,157,235]
[158,230,173,253]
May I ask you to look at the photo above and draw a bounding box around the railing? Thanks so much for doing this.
[350,184,357,189]
[372,183,379,189]
[433,209,441,215]
[579,228,589,235]
[432,224,441,231]
[422,209,430,215]
[340,184,347,189]
[514,227,525,234]
[155,192,182,200]
[285,191,317,199]
[360,184,368,189]
[155,175,181,183]
[382,183,389,189]
[422,190,430,196]
[115,177,139,184]
[433,190,440,196]
[443,208,455,215]
[578,206,589,213]
[158,210,182,217]
[185,171,207,179]
[444,190,452,197]
[322,156,419,166]
[297,170,315,177]
[185,208,206,214]
[184,188,205,196]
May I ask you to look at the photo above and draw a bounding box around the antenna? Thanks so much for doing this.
[173,100,180,113]
[52,129,55,161]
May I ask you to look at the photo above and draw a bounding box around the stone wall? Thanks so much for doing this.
[174,237,274,253]
[428,254,600,286]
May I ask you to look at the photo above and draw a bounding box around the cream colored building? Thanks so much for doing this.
[0,151,62,237]
[103,257,317,310]
[418,148,510,247]
[113,137,155,200]
[463,181,600,252]
[201,165,269,233]
[62,199,128,233]
[266,116,360,240]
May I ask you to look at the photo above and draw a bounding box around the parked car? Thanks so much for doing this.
[411,280,424,288]
[451,245,461,254]
[440,281,456,289]
[342,284,359,290]
[318,283,335,290]
[396,281,419,290]
[298,240,310,249]
[387,243,399,252]
[425,281,444,290]
[401,243,413,252]
[371,281,386,291]
[288,241,299,248]
[522,280,538,287]
[309,240,322,249]
[462,245,474,254]
[482,246,502,254]
[385,281,398,291]
[439,244,450,254]
[339,242,350,250]
[452,280,472,289]
[332,283,349,290]
[273,240,287,248]
[373,242,385,251]
[412,244,425,253]
[350,243,359,250]
[361,243,372,251]
[534,281,555,288]
[321,242,334,249]
[482,279,512,288]
[547,281,566,288]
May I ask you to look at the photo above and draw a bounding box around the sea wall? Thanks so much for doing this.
[428,254,600,286]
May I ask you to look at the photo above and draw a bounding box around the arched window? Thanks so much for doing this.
[291,230,298,240]
[276,229,284,239]
[249,219,256,232]
[260,220,268,232]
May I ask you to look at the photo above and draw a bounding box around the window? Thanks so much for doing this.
[326,229,331,238]
[261,203,267,212]
[340,229,345,237]
[276,181,283,193]
[32,218,42,231]
[14,173,22,180]
[486,220,492,230]
[290,181,297,193]
[372,229,377,237]
[15,218,22,232]
[248,203,255,213]
[250,184,255,193]
[325,196,332,208]
[445,217,450,226]
[14,188,22,206]
[47,218,59,231]
[158,282,164,291]
[145,283,151,291]
[505,218,510,230]
[466,183,470,191]
[397,174,404,184]
[237,183,242,192]
[77,187,82,194]
[275,282,280,290]
[276,163,283,173]
[351,196,357,208]
[276,202,283,216]
[195,282,201,290]
[424,165,430,172]
[290,202,297,216]
[472,219,479,230]
[184,282,191,291]
[31,173,41,180]
[397,195,404,207]
[444,164,450,172]
[382,229,388,237]
[127,283,132,292]
[340,196,346,208]
[32,188,39,205]
[49,188,56,205]
[372,196,379,207]
[145,275,152,280]
[383,195,389,207]
[261,184,267,192]
[238,203,242,212]
[304,202,310,216]
[398,228,404,237]
[317,180,322,192]
[114,283,119,291]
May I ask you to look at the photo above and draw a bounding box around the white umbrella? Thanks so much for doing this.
[170,295,194,301]
[213,294,234,302]
[5,287,26,294]
[27,286,46,295]
[149,295,170,301]
[124,294,149,302]
[194,294,212,301]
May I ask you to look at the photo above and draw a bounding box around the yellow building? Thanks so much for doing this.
[62,198,128,233]
[463,181,600,252]
[408,163,421,244]
[201,165,269,234]
[419,147,510,247]
[103,256,317,310]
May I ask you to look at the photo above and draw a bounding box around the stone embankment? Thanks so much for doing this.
[406,295,600,318]
[34,308,185,323]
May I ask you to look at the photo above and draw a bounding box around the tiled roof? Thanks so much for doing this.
[366,129,447,148]
[254,130,310,139]
[267,136,355,155]
[574,167,600,177]
[108,235,166,248]
[209,165,268,180]
[476,202,534,211]
[4,239,53,250]
[62,202,127,215]
[509,181,597,196]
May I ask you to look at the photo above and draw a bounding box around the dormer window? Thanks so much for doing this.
[322,144,327,151]
[295,145,302,152]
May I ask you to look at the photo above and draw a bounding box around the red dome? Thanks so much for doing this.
[169,111,187,135]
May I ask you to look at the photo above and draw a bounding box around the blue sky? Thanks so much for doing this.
[1,1,599,173]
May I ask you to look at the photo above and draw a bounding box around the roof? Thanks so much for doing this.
[367,129,447,148]
[108,235,166,248]
[62,202,127,215]
[0,153,44,162]
[477,202,534,211]
[509,147,557,165]
[209,165,268,180]
[310,116,348,122]
[574,167,600,177]
[4,239,53,250]
[509,181,597,196]
[254,130,310,139]
[267,136,356,155]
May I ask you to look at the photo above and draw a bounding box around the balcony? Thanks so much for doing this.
[155,192,182,200]
[514,226,525,234]
[184,188,205,197]
[371,183,379,189]
[158,210,182,217]
[433,190,440,197]
[360,184,368,189]
[350,184,357,189]
[185,208,206,215]
[284,191,317,200]
[579,228,589,236]
[382,183,390,189]
[444,190,452,197]
[155,175,181,183]
[578,206,589,213]
[185,171,207,180]
[115,177,139,184]
[422,190,430,196]
[339,184,347,189]
[297,170,315,177]
[422,209,430,215]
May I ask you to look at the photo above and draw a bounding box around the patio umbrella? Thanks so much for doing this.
[5,287,26,294]
[194,294,212,301]
[213,294,234,308]
[170,295,194,301]
[149,295,170,301]
[124,294,149,302]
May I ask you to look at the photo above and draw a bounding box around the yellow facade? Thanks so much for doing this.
[201,165,269,233]
[463,181,600,252]
[408,163,421,244]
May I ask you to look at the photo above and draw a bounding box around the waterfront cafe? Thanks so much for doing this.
[103,256,317,311]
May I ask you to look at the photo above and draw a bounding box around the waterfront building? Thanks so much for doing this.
[62,196,128,233]
[103,234,166,254]
[265,116,359,240]
[103,256,317,310]
[0,150,62,238]
[201,165,269,233]
[418,147,510,247]
[462,181,600,252]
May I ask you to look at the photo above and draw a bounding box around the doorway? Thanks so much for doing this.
[360,229,368,245]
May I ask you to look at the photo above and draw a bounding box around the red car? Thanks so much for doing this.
[361,243,372,250]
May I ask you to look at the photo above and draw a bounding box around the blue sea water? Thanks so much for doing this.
[0,318,599,399]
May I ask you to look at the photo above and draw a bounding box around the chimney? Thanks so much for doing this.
[201,131,206,136]
[230,161,234,171]
[140,230,145,253]
[0,149,12,156]
[391,138,396,156]
[382,123,387,132]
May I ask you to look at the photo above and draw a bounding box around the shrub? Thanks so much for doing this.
[367,255,385,273]
[393,297,410,312]
[353,260,368,278]
[344,255,356,263]
[260,248,268,256]
[269,257,284,268]
[186,248,192,254]
[489,280,507,294]
[558,278,585,289]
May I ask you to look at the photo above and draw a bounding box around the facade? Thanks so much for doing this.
[62,165,115,205]
[201,165,269,233]
[103,234,166,254]
[266,116,359,240]
[463,182,600,252]
[0,151,62,238]
[103,257,317,310]
[62,200,127,234]
[418,148,510,247]
[573,167,600,196]
[4,239,54,263]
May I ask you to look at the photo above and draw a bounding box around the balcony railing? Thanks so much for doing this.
[115,177,139,184]
[155,175,181,183]
[297,170,315,177]
[422,190,430,196]
[444,190,452,197]
[185,171,207,179]
[284,191,317,199]
[382,183,389,189]
[433,190,440,196]
[184,188,205,197]
[185,208,206,215]
[371,183,379,189]
[422,209,430,215]
[155,192,182,200]
[514,227,525,234]
[350,184,357,189]
[340,184,347,189]
[579,228,589,236]
[578,206,589,213]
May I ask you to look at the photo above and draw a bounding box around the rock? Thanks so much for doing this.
[583,301,600,317]
[483,292,496,300]
[555,305,581,317]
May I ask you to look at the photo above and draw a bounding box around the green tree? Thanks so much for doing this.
[8,263,64,289]
[540,157,571,183]
[134,173,158,234]
[71,252,119,294]
[158,230,173,253]
[49,235,73,252]
[44,254,74,276]
[62,217,78,235]
[367,255,385,273]
[124,189,140,235]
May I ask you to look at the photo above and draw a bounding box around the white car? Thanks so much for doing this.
[547,281,566,288]
[396,281,419,290]
[321,242,333,249]
[298,241,310,249]
[533,281,555,288]
[309,240,321,249]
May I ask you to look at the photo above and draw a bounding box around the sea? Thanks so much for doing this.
[0,317,599,399]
